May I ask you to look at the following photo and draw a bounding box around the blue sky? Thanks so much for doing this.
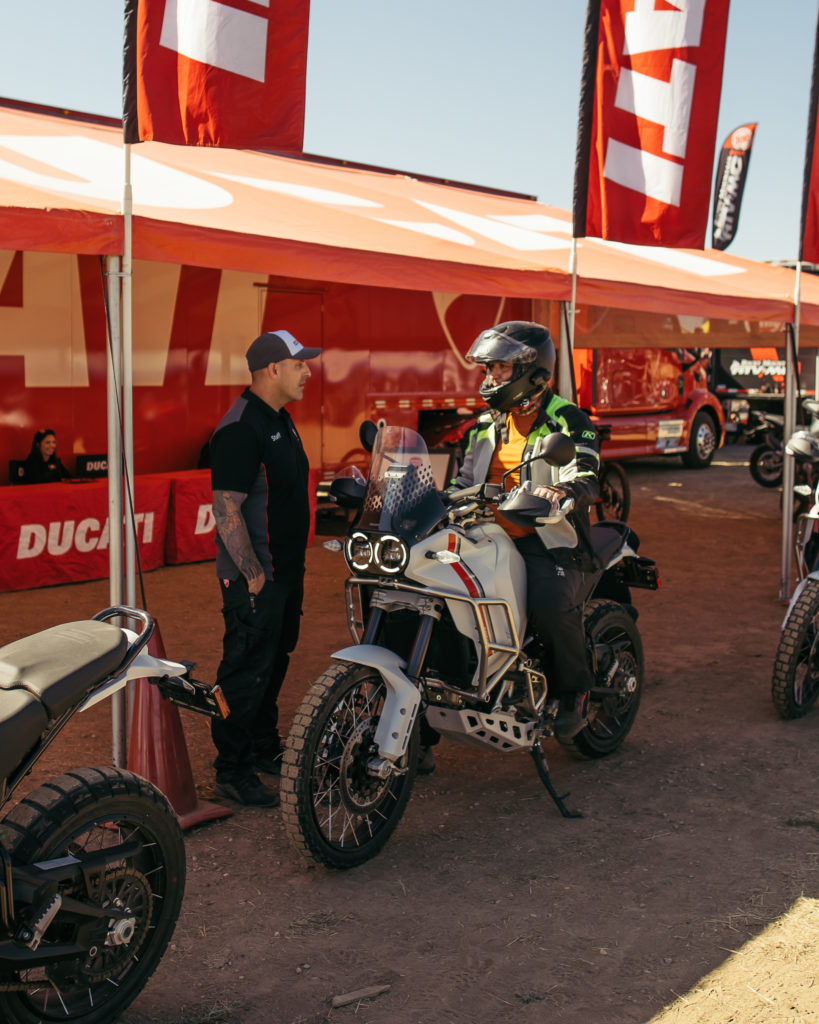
[0,1,816,264]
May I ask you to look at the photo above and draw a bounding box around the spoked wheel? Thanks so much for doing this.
[595,461,631,522]
[559,600,644,758]
[281,662,419,868]
[0,767,185,1024]
[772,579,819,719]
[749,444,783,488]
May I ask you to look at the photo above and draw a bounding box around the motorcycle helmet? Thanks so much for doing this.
[466,321,555,411]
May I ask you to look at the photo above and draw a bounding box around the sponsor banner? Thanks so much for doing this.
[0,476,170,592]
[711,123,757,251]
[123,0,310,151]
[574,0,730,248]
[801,9,819,263]
[164,468,318,566]
[165,470,216,565]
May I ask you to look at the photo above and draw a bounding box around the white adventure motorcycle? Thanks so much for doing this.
[772,428,819,718]
[281,423,659,868]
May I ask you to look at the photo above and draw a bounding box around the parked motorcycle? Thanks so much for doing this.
[0,606,225,1023]
[280,422,659,869]
[749,399,819,489]
[771,432,819,719]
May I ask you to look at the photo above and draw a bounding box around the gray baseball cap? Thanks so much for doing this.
[246,330,322,371]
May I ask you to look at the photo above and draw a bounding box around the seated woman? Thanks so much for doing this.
[22,428,72,484]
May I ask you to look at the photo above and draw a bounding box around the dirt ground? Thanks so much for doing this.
[3,444,819,1024]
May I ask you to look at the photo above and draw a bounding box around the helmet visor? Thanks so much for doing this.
[466,330,537,366]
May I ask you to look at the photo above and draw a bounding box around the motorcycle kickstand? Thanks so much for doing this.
[532,750,583,819]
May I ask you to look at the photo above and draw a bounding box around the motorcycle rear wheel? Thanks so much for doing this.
[595,462,631,522]
[0,767,184,1024]
[281,661,419,868]
[559,600,644,759]
[771,578,819,719]
[749,444,783,487]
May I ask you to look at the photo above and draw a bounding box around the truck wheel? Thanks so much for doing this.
[681,410,718,469]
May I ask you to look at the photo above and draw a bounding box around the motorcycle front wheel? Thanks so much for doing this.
[0,767,184,1024]
[281,661,419,868]
[771,578,819,719]
[749,444,783,487]
[559,600,644,758]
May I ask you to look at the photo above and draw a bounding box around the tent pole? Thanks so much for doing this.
[558,238,579,400]
[106,254,126,764]
[780,265,801,601]
[123,144,136,610]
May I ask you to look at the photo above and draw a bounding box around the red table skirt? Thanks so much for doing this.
[0,470,320,591]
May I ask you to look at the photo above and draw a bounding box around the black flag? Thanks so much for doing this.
[711,124,757,250]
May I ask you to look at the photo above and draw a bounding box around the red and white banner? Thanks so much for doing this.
[165,470,216,565]
[711,123,756,251]
[801,10,819,263]
[574,0,730,248]
[0,477,170,592]
[123,0,310,151]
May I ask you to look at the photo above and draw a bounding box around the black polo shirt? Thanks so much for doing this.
[210,388,309,582]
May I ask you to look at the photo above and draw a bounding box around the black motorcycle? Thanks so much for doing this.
[749,399,819,489]
[0,607,225,1023]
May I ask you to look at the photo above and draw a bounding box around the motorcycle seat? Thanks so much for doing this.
[0,689,49,783]
[590,520,633,565]
[0,620,128,721]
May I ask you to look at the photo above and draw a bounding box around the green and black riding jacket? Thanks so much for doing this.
[451,391,600,553]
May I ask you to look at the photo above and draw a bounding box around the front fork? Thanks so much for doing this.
[333,606,439,766]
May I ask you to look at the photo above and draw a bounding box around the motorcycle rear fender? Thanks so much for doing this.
[78,643,188,713]
[331,645,421,761]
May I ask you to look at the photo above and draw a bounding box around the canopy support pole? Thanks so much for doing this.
[558,238,579,400]
[780,266,801,601]
[105,254,126,765]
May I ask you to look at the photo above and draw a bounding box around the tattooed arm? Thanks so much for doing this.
[212,489,266,594]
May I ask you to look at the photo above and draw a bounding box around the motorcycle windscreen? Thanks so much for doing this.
[358,425,447,542]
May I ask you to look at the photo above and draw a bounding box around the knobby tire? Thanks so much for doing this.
[280,662,419,868]
[0,766,185,1024]
[772,578,819,719]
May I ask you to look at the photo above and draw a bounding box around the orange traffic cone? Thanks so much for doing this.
[127,619,232,830]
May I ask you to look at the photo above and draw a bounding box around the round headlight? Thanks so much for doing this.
[345,532,373,571]
[373,535,409,575]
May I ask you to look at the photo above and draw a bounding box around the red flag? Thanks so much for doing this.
[711,122,756,250]
[574,0,730,248]
[123,0,310,152]
[800,9,819,263]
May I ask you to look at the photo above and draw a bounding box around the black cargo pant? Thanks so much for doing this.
[211,573,304,778]
[514,535,594,696]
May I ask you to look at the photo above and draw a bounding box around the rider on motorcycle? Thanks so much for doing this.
[449,320,601,741]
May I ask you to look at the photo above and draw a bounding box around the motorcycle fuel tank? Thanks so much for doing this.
[406,523,527,680]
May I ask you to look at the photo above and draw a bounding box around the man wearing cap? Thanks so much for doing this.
[208,329,321,806]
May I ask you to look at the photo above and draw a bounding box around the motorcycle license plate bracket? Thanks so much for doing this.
[152,671,229,719]
[612,557,660,590]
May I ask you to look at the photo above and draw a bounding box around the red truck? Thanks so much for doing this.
[573,345,724,468]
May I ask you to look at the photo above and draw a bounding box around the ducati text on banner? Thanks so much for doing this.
[123,0,310,152]
[574,0,730,248]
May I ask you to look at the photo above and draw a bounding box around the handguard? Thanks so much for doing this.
[497,481,573,528]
